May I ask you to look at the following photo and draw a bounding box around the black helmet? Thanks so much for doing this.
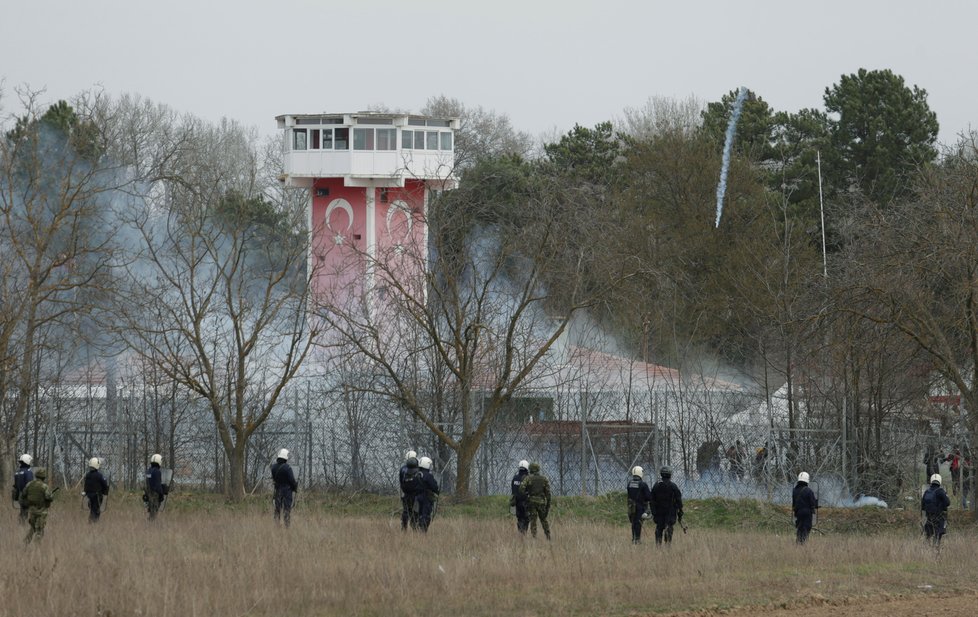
[660,466,672,478]
[406,457,419,469]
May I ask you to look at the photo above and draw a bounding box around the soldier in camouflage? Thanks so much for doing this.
[519,461,552,540]
[20,467,54,544]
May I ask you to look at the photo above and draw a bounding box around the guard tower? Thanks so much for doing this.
[277,111,459,302]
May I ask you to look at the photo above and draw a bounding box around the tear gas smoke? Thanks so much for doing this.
[714,86,748,228]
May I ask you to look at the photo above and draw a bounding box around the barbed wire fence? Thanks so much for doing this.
[17,372,975,508]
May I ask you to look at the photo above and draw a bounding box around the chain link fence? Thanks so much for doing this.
[15,372,974,508]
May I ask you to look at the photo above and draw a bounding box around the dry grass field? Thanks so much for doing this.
[2,494,977,617]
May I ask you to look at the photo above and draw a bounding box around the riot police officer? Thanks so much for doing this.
[399,450,419,530]
[921,473,950,547]
[417,456,440,532]
[144,454,165,520]
[650,466,683,545]
[83,457,109,523]
[627,465,653,544]
[510,460,530,534]
[271,448,298,527]
[792,471,819,544]
[12,453,34,525]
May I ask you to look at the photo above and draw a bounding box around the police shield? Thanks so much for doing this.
[159,468,173,511]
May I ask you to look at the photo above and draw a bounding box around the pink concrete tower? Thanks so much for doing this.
[277,112,459,306]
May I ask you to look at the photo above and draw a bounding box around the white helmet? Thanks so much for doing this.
[88,457,100,470]
[405,450,417,461]
[797,471,810,483]
[631,466,644,478]
[277,448,290,460]
[931,473,942,485]
[518,460,529,470]
[150,453,163,465]
[19,454,32,466]
[419,456,432,470]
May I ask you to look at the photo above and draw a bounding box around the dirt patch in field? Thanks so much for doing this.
[659,591,978,616]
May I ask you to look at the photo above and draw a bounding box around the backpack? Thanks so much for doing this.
[401,467,422,494]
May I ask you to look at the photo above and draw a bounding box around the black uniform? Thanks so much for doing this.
[399,459,422,530]
[510,467,530,534]
[627,475,653,543]
[271,458,298,527]
[83,468,110,522]
[921,482,950,546]
[650,477,683,544]
[792,481,819,544]
[144,463,164,520]
[13,463,33,524]
[417,468,440,532]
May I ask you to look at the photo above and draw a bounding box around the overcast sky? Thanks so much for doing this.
[2,1,976,148]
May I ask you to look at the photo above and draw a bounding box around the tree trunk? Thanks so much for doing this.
[454,440,477,500]
[226,442,247,502]
[0,436,15,501]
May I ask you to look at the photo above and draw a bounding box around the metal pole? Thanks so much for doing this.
[580,417,586,496]
[841,391,847,492]
[580,389,587,497]
[817,150,828,279]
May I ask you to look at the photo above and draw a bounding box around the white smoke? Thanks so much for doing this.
[845,495,888,508]
[714,86,749,228]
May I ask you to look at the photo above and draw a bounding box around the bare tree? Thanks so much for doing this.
[422,96,535,170]
[110,115,322,499]
[838,135,978,475]
[316,157,628,498]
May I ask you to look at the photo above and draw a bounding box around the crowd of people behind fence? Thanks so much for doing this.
[7,443,960,549]
[923,444,973,505]
[697,439,773,483]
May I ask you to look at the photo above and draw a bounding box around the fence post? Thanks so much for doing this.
[580,418,586,496]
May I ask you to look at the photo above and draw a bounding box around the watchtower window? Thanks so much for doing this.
[401,130,414,149]
[440,132,452,150]
[334,128,349,150]
[376,128,396,150]
[353,128,375,150]
[292,129,308,151]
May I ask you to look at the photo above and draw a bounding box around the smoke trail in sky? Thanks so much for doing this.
[714,86,748,228]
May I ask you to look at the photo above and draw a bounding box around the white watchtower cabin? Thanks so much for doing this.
[277,111,459,300]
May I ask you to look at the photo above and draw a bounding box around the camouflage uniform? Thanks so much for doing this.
[519,462,551,540]
[19,469,53,544]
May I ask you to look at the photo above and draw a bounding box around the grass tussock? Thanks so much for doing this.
[1,494,976,617]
